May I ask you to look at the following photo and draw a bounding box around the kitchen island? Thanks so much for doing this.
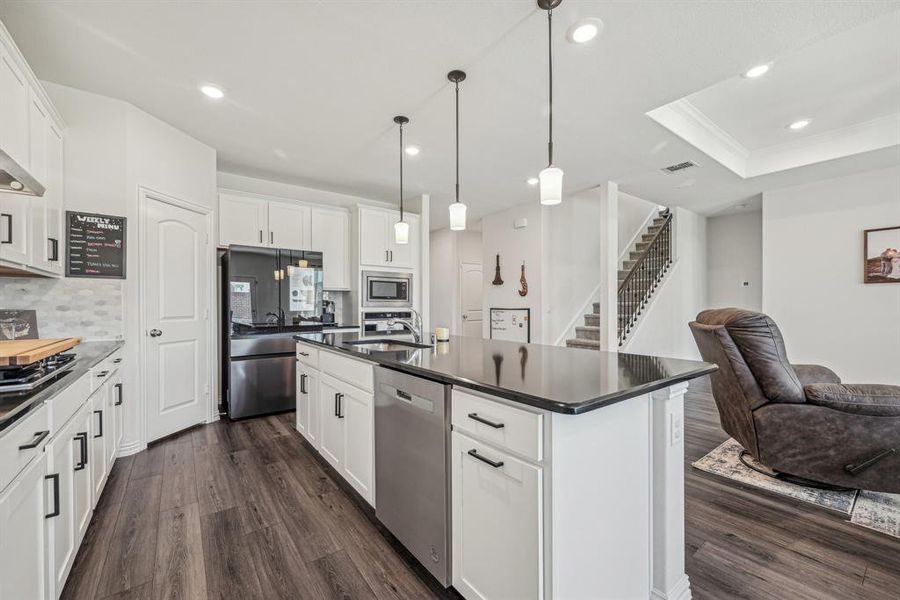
[295,332,715,600]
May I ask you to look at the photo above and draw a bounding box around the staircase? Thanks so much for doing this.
[565,209,673,350]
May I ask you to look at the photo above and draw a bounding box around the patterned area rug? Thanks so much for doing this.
[693,438,900,539]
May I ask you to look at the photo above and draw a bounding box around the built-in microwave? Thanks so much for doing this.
[362,270,413,308]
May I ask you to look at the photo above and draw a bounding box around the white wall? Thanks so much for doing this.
[430,227,482,335]
[762,166,900,385]
[624,207,707,360]
[44,82,217,455]
[482,203,545,342]
[707,210,762,311]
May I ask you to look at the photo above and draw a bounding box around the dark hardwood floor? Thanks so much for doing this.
[61,378,900,600]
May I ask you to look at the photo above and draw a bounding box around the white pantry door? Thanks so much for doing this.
[143,194,210,442]
[460,262,483,337]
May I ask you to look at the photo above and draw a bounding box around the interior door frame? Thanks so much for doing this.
[138,186,216,447]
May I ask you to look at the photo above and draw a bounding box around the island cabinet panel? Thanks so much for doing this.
[318,374,346,471]
[340,383,374,503]
[295,360,321,450]
[89,389,109,505]
[0,454,49,600]
[451,430,543,600]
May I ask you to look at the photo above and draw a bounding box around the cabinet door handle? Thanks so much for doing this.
[300,373,307,394]
[115,382,123,406]
[96,370,109,378]
[385,250,389,262]
[45,473,61,519]
[337,393,344,418]
[389,250,393,262]
[113,358,123,364]
[18,430,50,450]
[48,237,59,261]
[74,432,88,470]
[467,413,505,429]
[270,231,274,244]
[298,352,309,357]
[1,213,11,244]
[468,449,504,469]
[94,410,104,438]
[259,230,263,243]
[334,392,340,417]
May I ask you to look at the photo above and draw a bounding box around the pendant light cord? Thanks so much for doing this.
[398,121,404,221]
[547,7,553,167]
[455,80,460,204]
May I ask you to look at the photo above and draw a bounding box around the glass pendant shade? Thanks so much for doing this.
[448,201,467,231]
[539,166,563,205]
[394,220,409,244]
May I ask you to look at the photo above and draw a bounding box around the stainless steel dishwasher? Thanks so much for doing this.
[374,366,451,587]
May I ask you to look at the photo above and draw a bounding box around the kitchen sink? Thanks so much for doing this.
[342,339,432,352]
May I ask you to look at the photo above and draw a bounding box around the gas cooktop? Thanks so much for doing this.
[0,353,77,393]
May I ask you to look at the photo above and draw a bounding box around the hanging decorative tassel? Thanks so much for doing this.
[518,262,528,297]
[492,254,504,285]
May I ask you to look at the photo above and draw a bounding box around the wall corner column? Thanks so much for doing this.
[599,182,619,351]
[420,193,431,334]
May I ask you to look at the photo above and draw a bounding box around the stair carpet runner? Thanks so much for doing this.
[565,212,669,351]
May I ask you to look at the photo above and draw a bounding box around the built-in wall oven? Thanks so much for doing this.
[362,270,412,308]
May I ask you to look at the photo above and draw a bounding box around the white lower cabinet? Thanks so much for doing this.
[45,416,80,599]
[0,453,49,600]
[451,431,543,600]
[297,343,375,506]
[71,405,93,544]
[89,390,108,505]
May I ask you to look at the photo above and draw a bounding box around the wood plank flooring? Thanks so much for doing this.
[61,379,900,599]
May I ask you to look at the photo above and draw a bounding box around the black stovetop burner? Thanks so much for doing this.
[0,353,77,391]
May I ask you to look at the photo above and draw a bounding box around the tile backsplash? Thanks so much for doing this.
[0,277,124,340]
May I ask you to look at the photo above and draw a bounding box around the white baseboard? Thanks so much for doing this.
[117,440,146,457]
[652,575,692,600]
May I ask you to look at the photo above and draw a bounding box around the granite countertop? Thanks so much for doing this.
[0,340,124,437]
[295,332,716,415]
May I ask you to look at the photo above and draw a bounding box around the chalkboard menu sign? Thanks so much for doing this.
[66,211,127,279]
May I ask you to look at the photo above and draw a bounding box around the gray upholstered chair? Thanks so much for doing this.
[689,308,900,493]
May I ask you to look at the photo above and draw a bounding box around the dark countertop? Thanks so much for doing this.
[295,332,716,415]
[0,340,124,437]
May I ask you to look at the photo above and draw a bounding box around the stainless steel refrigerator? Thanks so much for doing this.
[221,245,324,419]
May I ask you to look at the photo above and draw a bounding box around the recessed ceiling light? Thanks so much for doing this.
[200,84,225,99]
[526,177,539,186]
[787,119,811,130]
[743,64,771,78]
[567,18,604,44]
[404,145,420,156]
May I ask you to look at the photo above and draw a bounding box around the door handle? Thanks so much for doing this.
[1,213,11,244]
[468,449,504,469]
[18,430,50,450]
[115,382,123,406]
[94,410,104,438]
[74,432,88,471]
[467,413,505,429]
[45,473,61,519]
[149,329,162,337]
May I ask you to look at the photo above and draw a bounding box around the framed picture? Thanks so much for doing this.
[0,309,39,340]
[864,226,900,284]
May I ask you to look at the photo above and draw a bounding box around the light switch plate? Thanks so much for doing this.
[670,412,684,446]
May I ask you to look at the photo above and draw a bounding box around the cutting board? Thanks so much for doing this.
[0,338,81,367]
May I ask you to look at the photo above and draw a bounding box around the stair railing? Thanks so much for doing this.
[617,210,673,346]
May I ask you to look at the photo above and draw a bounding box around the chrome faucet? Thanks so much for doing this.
[388,308,424,343]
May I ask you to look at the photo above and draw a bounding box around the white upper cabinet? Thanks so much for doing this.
[30,95,64,274]
[0,46,30,169]
[310,207,350,290]
[268,201,310,251]
[219,193,269,247]
[0,193,31,264]
[359,206,418,269]
[44,125,64,274]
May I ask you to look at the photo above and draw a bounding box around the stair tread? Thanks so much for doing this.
[566,338,601,349]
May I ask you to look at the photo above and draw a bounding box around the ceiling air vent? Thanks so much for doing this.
[662,160,699,173]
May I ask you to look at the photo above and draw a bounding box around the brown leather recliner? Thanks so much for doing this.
[689,308,900,493]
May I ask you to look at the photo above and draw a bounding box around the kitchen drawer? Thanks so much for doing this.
[451,389,543,462]
[49,372,92,433]
[296,343,319,369]
[90,350,122,392]
[0,403,51,493]
[319,349,374,393]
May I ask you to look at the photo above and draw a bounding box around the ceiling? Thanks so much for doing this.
[1,1,898,228]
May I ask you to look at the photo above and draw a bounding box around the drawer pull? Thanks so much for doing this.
[468,449,504,469]
[74,432,88,471]
[467,413,504,429]
[19,430,50,450]
[298,352,310,357]
[96,370,109,378]
[113,358,123,364]
[45,473,61,519]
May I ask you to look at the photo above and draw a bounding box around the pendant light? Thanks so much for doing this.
[447,69,467,231]
[393,115,410,244]
[538,0,563,206]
